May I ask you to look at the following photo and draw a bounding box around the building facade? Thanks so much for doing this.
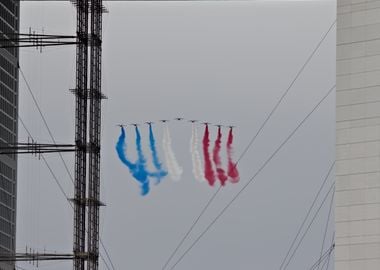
[0,1,19,270]
[336,0,380,269]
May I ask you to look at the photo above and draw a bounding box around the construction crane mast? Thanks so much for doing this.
[73,1,89,270]
[72,1,103,270]
[88,0,103,270]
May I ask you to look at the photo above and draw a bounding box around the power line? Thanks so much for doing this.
[19,67,75,185]
[316,180,334,270]
[18,116,113,270]
[282,184,335,270]
[318,252,331,270]
[235,20,336,166]
[161,19,336,270]
[308,242,335,270]
[168,84,335,270]
[161,187,221,270]
[99,239,116,270]
[322,233,334,270]
[18,116,72,203]
[278,162,335,270]
[19,65,116,270]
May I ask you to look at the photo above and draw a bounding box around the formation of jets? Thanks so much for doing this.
[116,118,235,129]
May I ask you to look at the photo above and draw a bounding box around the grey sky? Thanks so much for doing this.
[16,1,335,270]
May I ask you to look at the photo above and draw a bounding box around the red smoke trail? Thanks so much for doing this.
[213,127,228,186]
[227,128,240,183]
[202,124,216,186]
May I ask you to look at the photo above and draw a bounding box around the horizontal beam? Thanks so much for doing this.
[0,42,79,48]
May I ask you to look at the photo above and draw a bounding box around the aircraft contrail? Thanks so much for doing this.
[202,124,216,186]
[227,127,240,183]
[148,124,167,184]
[115,127,150,195]
[213,126,228,186]
[162,124,183,181]
[190,123,205,182]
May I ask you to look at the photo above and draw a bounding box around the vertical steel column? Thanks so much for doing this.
[88,0,102,270]
[74,1,89,270]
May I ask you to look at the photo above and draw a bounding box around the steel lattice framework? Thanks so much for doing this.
[88,0,103,270]
[73,1,103,270]
[73,0,89,269]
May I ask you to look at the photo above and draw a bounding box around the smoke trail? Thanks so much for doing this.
[162,126,174,181]
[162,124,183,181]
[115,127,150,196]
[115,127,136,171]
[202,124,216,186]
[190,123,205,182]
[148,124,168,184]
[213,127,228,186]
[227,128,240,183]
[133,126,151,195]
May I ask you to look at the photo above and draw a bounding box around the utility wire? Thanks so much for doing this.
[168,85,335,270]
[318,252,331,270]
[18,66,116,270]
[161,187,221,270]
[316,182,334,270]
[161,19,336,270]
[279,162,335,270]
[235,20,336,165]
[323,232,334,270]
[19,66,75,184]
[308,242,335,270]
[18,116,71,203]
[282,184,335,270]
[18,118,113,270]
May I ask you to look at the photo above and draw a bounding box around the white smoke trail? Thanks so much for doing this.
[162,129,174,180]
[190,124,205,182]
[162,124,183,181]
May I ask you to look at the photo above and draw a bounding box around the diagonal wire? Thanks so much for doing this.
[18,71,116,269]
[318,251,331,270]
[323,232,334,270]
[18,116,70,202]
[161,187,221,270]
[278,162,335,270]
[161,19,336,270]
[282,185,335,270]
[168,84,335,270]
[235,20,336,165]
[19,66,75,184]
[18,116,113,270]
[308,242,335,270]
[310,233,334,270]
[316,180,334,270]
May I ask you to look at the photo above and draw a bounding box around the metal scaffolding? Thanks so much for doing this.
[73,1,89,270]
[87,0,103,269]
[72,1,104,270]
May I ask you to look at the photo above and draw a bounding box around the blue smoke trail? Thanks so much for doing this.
[148,124,168,183]
[115,127,150,196]
[134,126,150,196]
[115,127,136,171]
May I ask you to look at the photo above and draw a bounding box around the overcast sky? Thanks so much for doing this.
[16,1,335,270]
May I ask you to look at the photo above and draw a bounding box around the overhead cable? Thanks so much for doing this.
[161,19,336,270]
[169,84,336,270]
